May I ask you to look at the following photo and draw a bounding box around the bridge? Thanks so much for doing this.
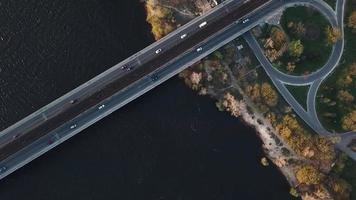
[0,0,278,179]
[0,0,354,180]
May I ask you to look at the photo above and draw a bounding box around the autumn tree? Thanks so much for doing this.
[337,90,354,103]
[261,83,278,107]
[189,71,202,90]
[325,26,342,45]
[289,40,304,58]
[271,27,286,50]
[292,22,306,38]
[350,63,356,75]
[220,92,242,117]
[347,11,356,32]
[342,110,356,131]
[296,165,322,185]
[245,83,261,102]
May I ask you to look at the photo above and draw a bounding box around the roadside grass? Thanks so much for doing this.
[285,84,309,111]
[317,0,356,132]
[278,6,333,75]
[259,68,318,135]
[234,37,260,70]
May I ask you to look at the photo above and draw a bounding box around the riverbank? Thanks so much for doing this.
[144,0,352,199]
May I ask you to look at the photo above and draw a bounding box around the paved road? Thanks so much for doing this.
[0,0,282,180]
[255,0,342,86]
[244,0,356,160]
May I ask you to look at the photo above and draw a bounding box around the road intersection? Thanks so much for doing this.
[244,0,356,160]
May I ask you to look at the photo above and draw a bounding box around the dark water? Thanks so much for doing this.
[0,0,298,199]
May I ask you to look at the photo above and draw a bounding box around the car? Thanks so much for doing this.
[120,65,128,70]
[70,124,77,129]
[155,48,162,54]
[242,18,250,24]
[12,134,20,139]
[196,47,203,52]
[0,166,7,174]
[199,21,207,28]
[180,33,187,39]
[126,66,134,71]
[98,104,105,110]
[150,75,159,81]
[48,138,55,145]
[69,99,77,104]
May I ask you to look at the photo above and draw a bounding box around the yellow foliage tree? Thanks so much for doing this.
[342,110,356,131]
[296,165,322,185]
[348,11,356,31]
[337,90,354,104]
[271,27,286,50]
[261,83,278,107]
[325,26,342,45]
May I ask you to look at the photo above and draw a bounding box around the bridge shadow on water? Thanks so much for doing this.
[0,77,298,200]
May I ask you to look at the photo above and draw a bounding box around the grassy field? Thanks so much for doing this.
[317,0,356,132]
[278,6,333,75]
[285,85,309,111]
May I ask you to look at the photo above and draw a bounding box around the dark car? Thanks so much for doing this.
[150,75,159,82]
[126,66,134,71]
[48,138,54,145]
[0,166,7,174]
[120,65,127,70]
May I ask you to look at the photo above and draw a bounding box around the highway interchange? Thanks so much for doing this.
[0,0,355,179]
[244,0,356,160]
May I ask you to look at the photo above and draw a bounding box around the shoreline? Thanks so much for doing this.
[143,0,353,199]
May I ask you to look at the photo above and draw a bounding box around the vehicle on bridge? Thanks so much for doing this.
[150,74,159,82]
[126,66,134,71]
[199,21,207,28]
[242,18,250,24]
[180,33,187,39]
[155,48,162,54]
[70,124,77,129]
[69,99,77,104]
[197,47,203,52]
[98,105,105,110]
[0,166,7,174]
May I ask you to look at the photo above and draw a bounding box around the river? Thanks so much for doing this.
[0,0,298,199]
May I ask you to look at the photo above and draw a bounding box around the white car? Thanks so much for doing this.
[242,18,250,24]
[98,104,105,110]
[155,48,162,54]
[196,47,203,52]
[199,21,207,28]
[70,124,77,129]
[180,33,187,39]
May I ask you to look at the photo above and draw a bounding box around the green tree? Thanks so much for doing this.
[288,40,304,58]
